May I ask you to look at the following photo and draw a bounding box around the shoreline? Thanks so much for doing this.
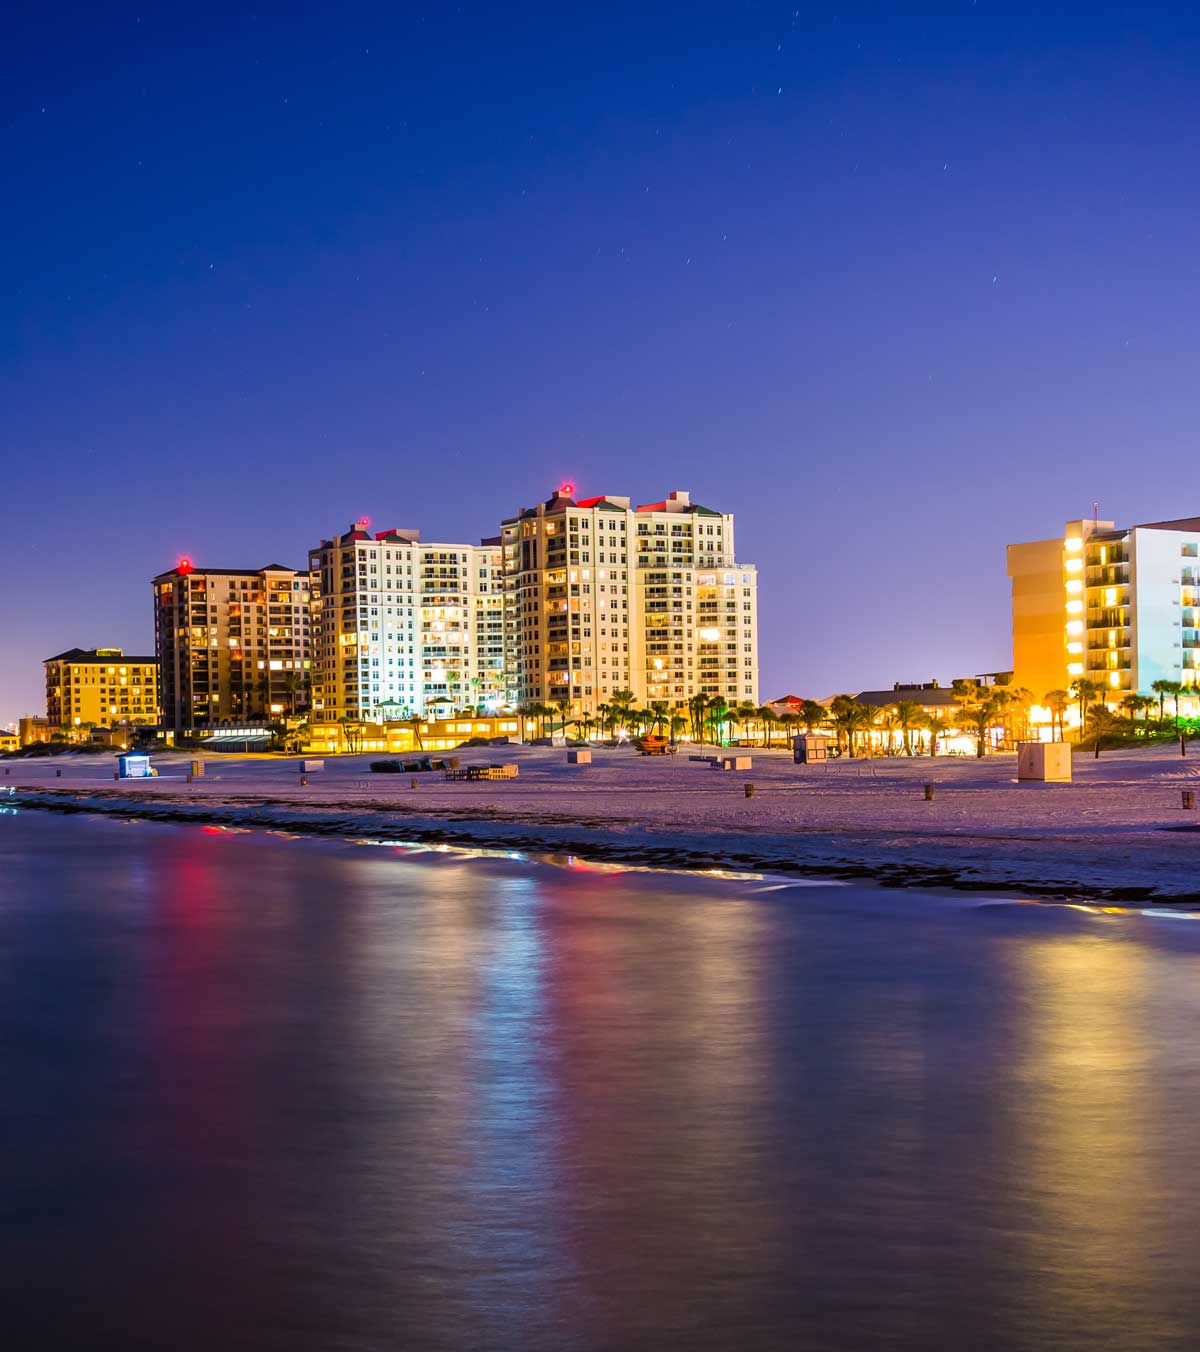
[11,781,1200,905]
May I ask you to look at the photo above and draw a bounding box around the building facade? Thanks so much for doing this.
[153,562,311,733]
[44,647,159,730]
[1008,513,1200,716]
[308,522,505,722]
[501,486,759,714]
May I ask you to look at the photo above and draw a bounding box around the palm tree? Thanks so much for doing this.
[687,693,709,743]
[553,697,572,738]
[799,700,828,735]
[339,713,363,754]
[648,700,670,736]
[829,696,871,758]
[1070,677,1103,735]
[610,689,636,738]
[735,701,760,745]
[1166,680,1185,728]
[1088,702,1117,758]
[894,701,926,756]
[595,703,612,740]
[754,704,776,747]
[1152,678,1177,724]
[962,700,1000,758]
[1043,689,1070,742]
[1124,693,1155,732]
[925,714,950,757]
[707,696,729,745]
[1006,687,1034,745]
[407,714,424,750]
[875,707,901,756]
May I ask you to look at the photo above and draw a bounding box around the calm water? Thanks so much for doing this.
[3,811,1200,1351]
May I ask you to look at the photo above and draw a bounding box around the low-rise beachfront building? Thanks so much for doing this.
[153,561,312,734]
[303,710,539,755]
[1009,512,1200,732]
[850,683,985,756]
[44,647,159,732]
[0,727,18,752]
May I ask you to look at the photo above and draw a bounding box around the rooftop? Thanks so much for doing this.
[45,648,157,666]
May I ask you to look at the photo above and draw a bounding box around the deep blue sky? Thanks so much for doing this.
[4,2,1199,721]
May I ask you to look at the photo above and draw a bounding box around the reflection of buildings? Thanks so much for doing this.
[1009,513,1200,727]
[153,562,311,733]
[43,647,159,731]
[1007,931,1174,1341]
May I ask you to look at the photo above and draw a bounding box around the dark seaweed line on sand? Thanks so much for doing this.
[9,788,1196,905]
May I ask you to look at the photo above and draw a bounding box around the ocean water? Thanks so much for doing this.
[3,809,1200,1351]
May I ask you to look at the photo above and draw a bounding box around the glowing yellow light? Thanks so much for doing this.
[1065,557,1083,573]
[698,627,720,642]
[1066,620,1084,636]
[1065,537,1083,552]
[652,657,664,670]
[1105,587,1117,605]
[1108,673,1120,688]
[1066,641,1083,654]
[1066,599,1083,614]
[1067,662,1084,675]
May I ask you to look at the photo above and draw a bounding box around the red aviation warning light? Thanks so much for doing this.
[559,481,576,497]
[177,557,194,576]
[358,516,371,528]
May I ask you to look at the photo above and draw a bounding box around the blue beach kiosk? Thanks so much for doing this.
[115,752,156,779]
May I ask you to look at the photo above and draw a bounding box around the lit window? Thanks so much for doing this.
[1065,537,1083,552]
[1066,621,1083,636]
[1066,600,1083,614]
[1065,557,1083,573]
[1067,662,1084,676]
[1065,579,1083,594]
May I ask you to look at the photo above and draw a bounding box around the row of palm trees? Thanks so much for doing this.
[514,691,824,746]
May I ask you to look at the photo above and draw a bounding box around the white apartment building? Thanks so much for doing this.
[308,521,505,721]
[1009,513,1200,716]
[501,486,759,714]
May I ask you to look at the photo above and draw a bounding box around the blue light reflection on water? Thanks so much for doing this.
[5,809,1200,1351]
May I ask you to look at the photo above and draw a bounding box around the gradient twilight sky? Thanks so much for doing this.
[3,2,1199,722]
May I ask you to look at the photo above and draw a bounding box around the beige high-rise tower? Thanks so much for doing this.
[501,486,759,715]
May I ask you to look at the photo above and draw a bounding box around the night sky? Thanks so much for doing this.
[3,3,1198,723]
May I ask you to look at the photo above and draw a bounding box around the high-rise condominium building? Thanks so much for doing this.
[44,648,159,729]
[153,561,312,732]
[308,521,505,721]
[1008,513,1200,712]
[501,487,759,714]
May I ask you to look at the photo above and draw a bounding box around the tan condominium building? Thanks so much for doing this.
[153,561,311,733]
[308,521,505,721]
[501,486,759,714]
[1009,512,1200,728]
[44,648,159,730]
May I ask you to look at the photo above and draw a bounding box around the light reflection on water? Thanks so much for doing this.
[3,809,1200,1351]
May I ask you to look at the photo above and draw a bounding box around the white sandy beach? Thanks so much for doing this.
[8,741,1200,900]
